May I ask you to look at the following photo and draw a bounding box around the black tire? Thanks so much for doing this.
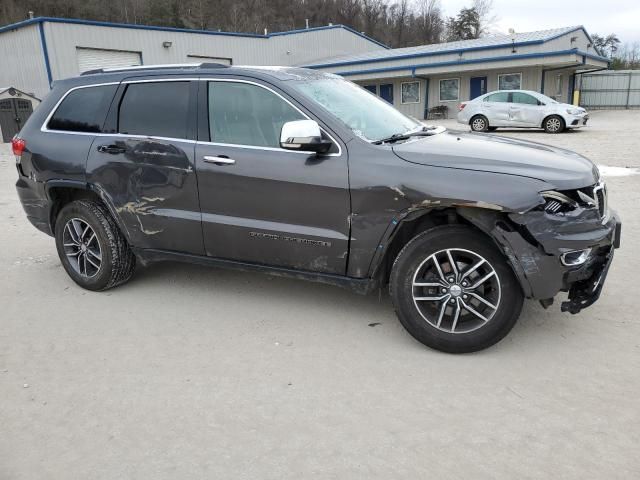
[54,200,136,291]
[543,115,565,134]
[389,226,523,353]
[470,115,489,132]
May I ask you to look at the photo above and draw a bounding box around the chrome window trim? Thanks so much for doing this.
[40,77,343,157]
[40,82,120,135]
[202,78,342,157]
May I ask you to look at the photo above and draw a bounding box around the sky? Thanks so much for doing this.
[440,0,640,44]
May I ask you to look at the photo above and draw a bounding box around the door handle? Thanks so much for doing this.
[97,144,126,154]
[203,155,236,165]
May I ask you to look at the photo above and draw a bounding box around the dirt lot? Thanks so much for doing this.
[1,110,639,479]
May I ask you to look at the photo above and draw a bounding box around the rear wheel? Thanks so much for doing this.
[470,115,489,132]
[543,115,565,133]
[389,226,523,353]
[55,200,135,291]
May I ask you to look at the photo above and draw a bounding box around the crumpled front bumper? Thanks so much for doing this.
[458,206,621,313]
[507,207,621,313]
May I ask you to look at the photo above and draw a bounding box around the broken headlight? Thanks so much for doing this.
[539,191,579,214]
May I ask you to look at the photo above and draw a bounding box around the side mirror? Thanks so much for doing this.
[280,120,332,154]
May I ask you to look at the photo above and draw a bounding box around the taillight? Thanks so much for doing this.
[458,103,466,111]
[12,136,26,158]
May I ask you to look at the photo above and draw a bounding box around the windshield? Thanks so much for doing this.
[292,78,422,142]
[535,92,559,104]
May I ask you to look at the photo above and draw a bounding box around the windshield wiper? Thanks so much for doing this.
[372,126,439,145]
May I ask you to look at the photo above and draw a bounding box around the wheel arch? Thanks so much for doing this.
[46,180,131,242]
[370,206,531,297]
[469,113,489,126]
[541,113,565,130]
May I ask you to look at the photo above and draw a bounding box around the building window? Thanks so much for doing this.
[362,85,378,94]
[555,74,564,97]
[401,81,420,104]
[439,78,459,102]
[186,54,232,65]
[498,73,521,90]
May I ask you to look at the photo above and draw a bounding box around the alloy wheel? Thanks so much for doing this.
[472,117,486,131]
[546,117,562,132]
[412,248,501,334]
[62,218,102,278]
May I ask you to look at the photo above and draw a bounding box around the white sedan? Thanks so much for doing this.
[457,90,588,134]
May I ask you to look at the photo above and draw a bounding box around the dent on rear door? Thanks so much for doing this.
[86,79,204,255]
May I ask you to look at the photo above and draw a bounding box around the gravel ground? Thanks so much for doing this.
[1,110,639,479]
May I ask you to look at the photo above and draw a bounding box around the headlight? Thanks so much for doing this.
[566,108,582,115]
[540,191,578,214]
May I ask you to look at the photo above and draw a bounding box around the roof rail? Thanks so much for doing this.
[80,62,230,75]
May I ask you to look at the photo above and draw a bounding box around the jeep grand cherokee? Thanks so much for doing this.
[14,64,621,353]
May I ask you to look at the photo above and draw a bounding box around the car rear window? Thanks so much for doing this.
[48,84,117,133]
[118,82,190,139]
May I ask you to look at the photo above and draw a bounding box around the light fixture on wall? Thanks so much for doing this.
[509,28,516,53]
[162,41,172,48]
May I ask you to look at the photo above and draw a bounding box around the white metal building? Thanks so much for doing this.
[0,17,387,100]
[0,18,610,123]
[306,26,609,119]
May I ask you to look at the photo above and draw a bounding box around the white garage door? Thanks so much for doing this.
[76,47,142,74]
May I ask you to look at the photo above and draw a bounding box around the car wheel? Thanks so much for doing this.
[54,200,136,291]
[470,115,489,132]
[389,226,524,353]
[543,115,565,133]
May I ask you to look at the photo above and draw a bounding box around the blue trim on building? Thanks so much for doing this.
[0,16,389,48]
[37,22,53,87]
[331,49,607,78]
[305,26,603,69]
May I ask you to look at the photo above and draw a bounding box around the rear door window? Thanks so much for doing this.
[484,92,510,103]
[118,81,190,139]
[48,84,117,132]
[511,92,539,105]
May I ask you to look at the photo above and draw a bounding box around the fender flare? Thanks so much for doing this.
[44,179,133,243]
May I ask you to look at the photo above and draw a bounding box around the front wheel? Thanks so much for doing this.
[390,226,523,353]
[543,115,565,133]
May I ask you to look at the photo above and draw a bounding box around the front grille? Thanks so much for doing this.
[593,183,607,218]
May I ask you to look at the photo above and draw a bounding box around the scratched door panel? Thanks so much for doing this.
[86,79,203,254]
[87,136,204,254]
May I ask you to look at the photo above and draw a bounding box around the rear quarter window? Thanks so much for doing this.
[47,84,117,133]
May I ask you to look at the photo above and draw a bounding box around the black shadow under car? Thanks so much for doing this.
[14,64,621,353]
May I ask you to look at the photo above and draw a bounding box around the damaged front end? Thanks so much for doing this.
[459,181,621,314]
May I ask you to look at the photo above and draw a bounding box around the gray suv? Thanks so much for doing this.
[14,64,621,353]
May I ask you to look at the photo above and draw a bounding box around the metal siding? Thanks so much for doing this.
[580,70,640,109]
[0,25,49,99]
[41,22,383,80]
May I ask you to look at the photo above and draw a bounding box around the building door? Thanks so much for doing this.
[0,98,33,142]
[470,76,487,100]
[76,47,142,74]
[379,84,394,104]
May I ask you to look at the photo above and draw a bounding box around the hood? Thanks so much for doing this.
[392,131,598,190]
